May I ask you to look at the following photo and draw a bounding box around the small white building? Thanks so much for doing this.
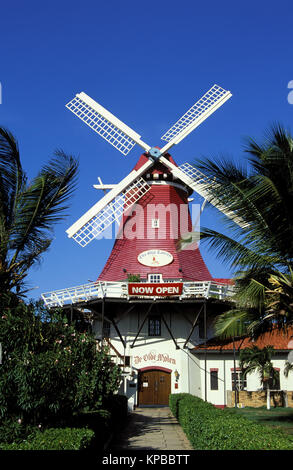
[192,329,293,408]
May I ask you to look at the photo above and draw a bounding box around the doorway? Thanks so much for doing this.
[138,369,171,406]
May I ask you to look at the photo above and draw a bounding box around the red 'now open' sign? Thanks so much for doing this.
[128,283,183,296]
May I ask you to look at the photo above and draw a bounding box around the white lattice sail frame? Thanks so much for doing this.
[177,163,248,228]
[69,177,151,247]
[66,92,150,156]
[160,84,232,152]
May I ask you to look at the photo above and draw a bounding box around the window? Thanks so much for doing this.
[124,356,130,367]
[264,369,280,390]
[231,370,247,391]
[152,218,160,228]
[210,369,218,390]
[102,320,111,338]
[148,315,161,336]
[198,316,205,339]
[148,273,163,283]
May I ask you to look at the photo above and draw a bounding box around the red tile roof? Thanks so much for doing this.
[213,278,234,285]
[194,328,293,352]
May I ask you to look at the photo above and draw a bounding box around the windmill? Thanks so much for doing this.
[65,84,244,252]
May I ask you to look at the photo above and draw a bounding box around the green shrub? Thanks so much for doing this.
[0,427,95,450]
[169,393,190,419]
[69,409,112,450]
[169,393,293,450]
[0,301,122,424]
[0,418,37,444]
[103,394,128,425]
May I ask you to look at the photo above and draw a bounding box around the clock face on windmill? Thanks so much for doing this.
[137,250,173,267]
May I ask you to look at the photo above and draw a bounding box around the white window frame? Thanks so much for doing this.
[148,273,163,283]
[231,370,247,391]
[151,218,160,228]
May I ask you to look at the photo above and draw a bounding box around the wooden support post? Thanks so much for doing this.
[161,312,180,350]
[130,303,154,349]
[111,317,126,349]
[90,302,126,349]
[183,304,204,348]
[204,300,207,402]
[101,297,105,340]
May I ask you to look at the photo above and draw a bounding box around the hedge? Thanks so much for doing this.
[0,427,95,450]
[169,393,293,450]
[0,395,128,451]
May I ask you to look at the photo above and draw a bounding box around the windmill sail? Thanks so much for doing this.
[160,85,232,154]
[67,176,151,247]
[160,157,248,228]
[66,92,151,156]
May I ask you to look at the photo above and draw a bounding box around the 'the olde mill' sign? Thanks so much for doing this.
[134,351,176,365]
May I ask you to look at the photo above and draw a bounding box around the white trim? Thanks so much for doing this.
[147,273,163,283]
[41,280,234,308]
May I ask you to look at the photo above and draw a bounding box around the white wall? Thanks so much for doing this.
[93,312,293,407]
[194,353,293,406]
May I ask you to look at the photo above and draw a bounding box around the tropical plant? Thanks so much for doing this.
[239,346,279,410]
[127,273,141,282]
[284,361,293,378]
[0,127,78,295]
[0,296,122,424]
[193,124,293,338]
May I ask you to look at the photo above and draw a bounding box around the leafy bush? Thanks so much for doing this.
[0,427,95,450]
[0,418,37,444]
[103,394,128,424]
[169,393,190,419]
[169,393,293,450]
[0,296,122,424]
[127,274,141,282]
[69,409,112,450]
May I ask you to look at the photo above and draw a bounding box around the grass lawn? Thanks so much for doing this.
[230,407,293,436]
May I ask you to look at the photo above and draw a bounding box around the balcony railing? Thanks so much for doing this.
[41,280,234,308]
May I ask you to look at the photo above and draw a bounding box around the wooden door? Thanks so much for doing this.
[138,370,171,406]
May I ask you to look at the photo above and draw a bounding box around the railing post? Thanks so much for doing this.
[206,281,211,298]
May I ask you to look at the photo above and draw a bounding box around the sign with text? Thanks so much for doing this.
[128,282,183,297]
[134,350,176,365]
[137,250,173,267]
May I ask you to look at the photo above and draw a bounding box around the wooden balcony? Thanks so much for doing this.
[41,280,234,308]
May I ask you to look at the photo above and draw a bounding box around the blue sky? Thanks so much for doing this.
[1,0,293,300]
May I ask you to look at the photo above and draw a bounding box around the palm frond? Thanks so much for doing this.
[0,128,79,294]
[10,150,78,260]
[213,309,253,338]
[0,128,26,266]
[189,123,293,337]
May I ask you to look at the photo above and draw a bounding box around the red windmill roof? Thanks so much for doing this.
[97,153,215,282]
[133,151,177,173]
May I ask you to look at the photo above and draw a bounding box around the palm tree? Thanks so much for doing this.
[284,361,293,378]
[239,346,279,410]
[0,127,78,295]
[193,124,293,338]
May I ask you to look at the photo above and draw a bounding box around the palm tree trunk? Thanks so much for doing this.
[267,386,270,410]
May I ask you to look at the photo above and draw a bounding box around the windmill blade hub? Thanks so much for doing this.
[148,147,162,160]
